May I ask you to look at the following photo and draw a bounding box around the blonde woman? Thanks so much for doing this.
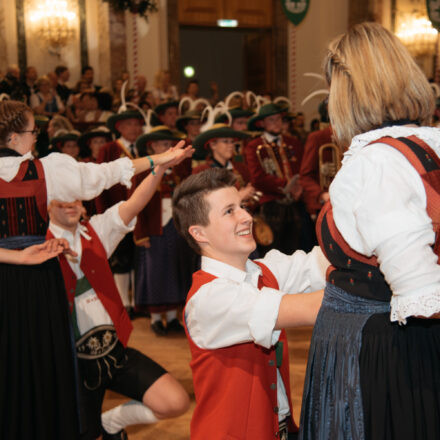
[300,23,440,440]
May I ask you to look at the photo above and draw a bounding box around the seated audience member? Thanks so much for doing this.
[172,168,328,440]
[30,75,65,117]
[152,70,178,105]
[0,65,24,101]
[20,66,38,104]
[55,65,72,104]
[82,65,101,92]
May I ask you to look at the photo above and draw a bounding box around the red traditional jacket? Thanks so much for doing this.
[132,158,192,243]
[46,222,133,346]
[95,140,135,214]
[244,134,303,204]
[192,157,251,187]
[299,126,333,214]
[183,262,297,440]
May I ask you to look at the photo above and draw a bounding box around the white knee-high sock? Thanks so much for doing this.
[165,309,177,322]
[113,273,131,307]
[101,400,159,434]
[150,313,162,323]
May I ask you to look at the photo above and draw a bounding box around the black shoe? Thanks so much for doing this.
[151,320,168,336]
[166,318,185,334]
[102,428,128,440]
[125,306,134,320]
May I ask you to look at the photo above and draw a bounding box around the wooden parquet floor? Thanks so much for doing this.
[102,318,313,440]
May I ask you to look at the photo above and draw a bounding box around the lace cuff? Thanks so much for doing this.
[118,157,135,189]
[390,289,440,324]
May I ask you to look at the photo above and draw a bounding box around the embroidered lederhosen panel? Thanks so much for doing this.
[316,203,392,301]
[0,159,47,238]
[376,136,440,263]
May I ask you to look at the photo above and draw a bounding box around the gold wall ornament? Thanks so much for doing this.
[28,0,77,54]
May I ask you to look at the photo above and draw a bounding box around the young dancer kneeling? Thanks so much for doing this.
[172,168,328,440]
[48,154,191,440]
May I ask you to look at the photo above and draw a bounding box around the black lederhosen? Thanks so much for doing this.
[78,340,166,440]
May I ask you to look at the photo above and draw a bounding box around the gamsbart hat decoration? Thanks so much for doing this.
[107,80,147,134]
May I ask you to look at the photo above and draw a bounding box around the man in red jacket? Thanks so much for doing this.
[172,168,328,440]
[244,104,315,254]
[96,110,145,317]
[47,154,190,440]
[299,125,333,217]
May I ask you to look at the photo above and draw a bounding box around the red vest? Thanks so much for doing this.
[46,222,133,346]
[183,262,297,440]
[0,158,48,238]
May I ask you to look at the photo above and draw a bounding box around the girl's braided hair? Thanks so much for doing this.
[0,100,32,147]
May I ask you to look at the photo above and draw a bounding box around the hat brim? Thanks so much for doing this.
[193,127,250,160]
[136,132,183,151]
[176,115,201,133]
[78,131,113,149]
[154,101,179,115]
[247,104,288,131]
[107,111,144,134]
[51,134,79,145]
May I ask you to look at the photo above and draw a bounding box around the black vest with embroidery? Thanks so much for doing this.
[317,136,440,302]
[0,149,48,238]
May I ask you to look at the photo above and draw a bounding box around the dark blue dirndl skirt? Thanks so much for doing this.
[299,283,440,440]
[135,219,196,308]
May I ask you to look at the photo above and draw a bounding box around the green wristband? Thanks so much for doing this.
[146,155,156,175]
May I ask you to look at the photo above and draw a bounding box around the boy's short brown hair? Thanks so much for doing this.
[172,168,236,254]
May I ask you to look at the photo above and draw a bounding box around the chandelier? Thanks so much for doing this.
[396,14,438,57]
[29,0,77,52]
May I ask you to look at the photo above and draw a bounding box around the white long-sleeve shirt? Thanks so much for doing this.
[329,125,440,323]
[0,152,134,203]
[185,247,328,420]
[48,203,136,335]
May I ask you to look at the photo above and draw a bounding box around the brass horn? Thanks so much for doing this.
[319,143,342,190]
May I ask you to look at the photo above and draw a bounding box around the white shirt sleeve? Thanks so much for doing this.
[89,202,137,258]
[41,153,134,204]
[331,143,440,323]
[259,246,328,294]
[185,278,284,350]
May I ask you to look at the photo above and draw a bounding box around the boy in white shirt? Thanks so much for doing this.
[172,168,328,440]
[48,156,190,440]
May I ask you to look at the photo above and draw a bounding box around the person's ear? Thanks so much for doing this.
[8,132,18,147]
[188,225,208,244]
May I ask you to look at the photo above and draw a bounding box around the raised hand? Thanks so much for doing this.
[158,140,194,169]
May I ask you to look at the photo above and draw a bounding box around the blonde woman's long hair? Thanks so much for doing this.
[324,22,434,147]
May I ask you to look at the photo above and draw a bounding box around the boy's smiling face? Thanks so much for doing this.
[189,186,256,270]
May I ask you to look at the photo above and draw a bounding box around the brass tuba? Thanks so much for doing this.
[319,143,342,190]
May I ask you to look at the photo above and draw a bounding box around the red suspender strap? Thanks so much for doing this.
[373,136,440,262]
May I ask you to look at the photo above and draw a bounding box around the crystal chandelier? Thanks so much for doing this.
[29,0,77,52]
[396,14,438,57]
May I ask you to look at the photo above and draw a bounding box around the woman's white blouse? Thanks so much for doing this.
[330,125,440,323]
[0,152,134,203]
